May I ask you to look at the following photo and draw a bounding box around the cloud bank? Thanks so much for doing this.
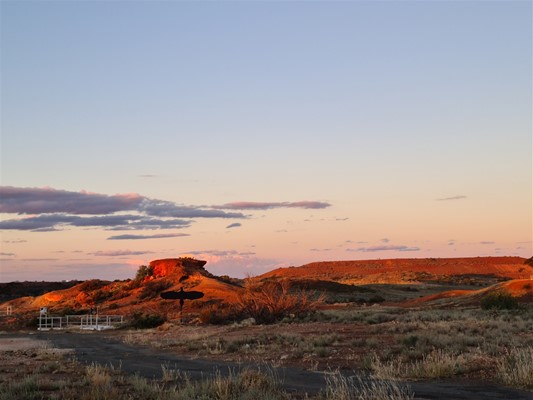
[0,186,330,234]
[0,187,331,233]
[0,186,244,232]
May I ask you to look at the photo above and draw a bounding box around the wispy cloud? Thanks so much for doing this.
[436,195,467,201]
[0,214,192,231]
[347,245,421,252]
[0,252,15,257]
[139,174,158,178]
[381,238,390,243]
[107,233,190,240]
[90,250,154,257]
[186,249,252,257]
[140,199,245,219]
[213,201,331,210]
[0,186,245,232]
[226,223,242,229]
[2,239,27,244]
[480,241,495,245]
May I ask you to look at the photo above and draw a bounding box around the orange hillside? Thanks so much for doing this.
[260,257,530,284]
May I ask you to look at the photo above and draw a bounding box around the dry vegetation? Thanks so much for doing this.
[0,341,415,400]
[122,304,533,392]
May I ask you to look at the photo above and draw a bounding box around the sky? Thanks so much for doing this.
[1,0,531,282]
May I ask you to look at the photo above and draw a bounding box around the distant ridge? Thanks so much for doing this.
[259,257,530,285]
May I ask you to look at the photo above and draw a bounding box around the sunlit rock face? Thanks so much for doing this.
[150,258,208,279]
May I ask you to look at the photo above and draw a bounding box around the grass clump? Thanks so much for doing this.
[322,370,413,400]
[171,368,289,400]
[497,346,533,389]
[0,376,40,400]
[371,349,463,380]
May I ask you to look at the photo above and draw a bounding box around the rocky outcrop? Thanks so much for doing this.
[149,258,209,280]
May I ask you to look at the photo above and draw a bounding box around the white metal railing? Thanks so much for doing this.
[37,314,123,330]
[37,315,63,330]
[0,306,13,316]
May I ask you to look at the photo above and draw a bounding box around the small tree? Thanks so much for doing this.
[135,265,153,282]
[128,265,154,289]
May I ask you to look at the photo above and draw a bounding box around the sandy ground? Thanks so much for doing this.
[0,335,50,351]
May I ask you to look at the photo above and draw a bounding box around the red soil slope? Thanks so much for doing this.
[402,279,533,307]
[2,258,242,319]
[260,257,530,284]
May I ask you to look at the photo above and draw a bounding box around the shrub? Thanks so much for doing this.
[128,312,166,329]
[79,279,107,292]
[234,280,323,324]
[139,279,173,299]
[199,303,240,324]
[93,289,113,303]
[481,290,519,310]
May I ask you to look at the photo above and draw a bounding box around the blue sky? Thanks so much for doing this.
[1,1,531,282]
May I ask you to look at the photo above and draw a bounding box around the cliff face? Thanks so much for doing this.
[149,258,209,280]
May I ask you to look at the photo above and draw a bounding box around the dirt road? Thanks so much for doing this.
[23,331,532,400]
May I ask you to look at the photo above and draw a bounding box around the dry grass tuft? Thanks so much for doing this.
[497,346,533,389]
[323,370,413,400]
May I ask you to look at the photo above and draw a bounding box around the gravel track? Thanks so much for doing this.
[21,331,531,400]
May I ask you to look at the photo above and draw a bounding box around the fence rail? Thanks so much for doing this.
[37,314,124,331]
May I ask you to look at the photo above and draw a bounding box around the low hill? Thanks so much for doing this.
[401,278,533,308]
[1,258,243,328]
[259,257,531,285]
[0,281,81,302]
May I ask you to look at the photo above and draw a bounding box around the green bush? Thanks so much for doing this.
[127,265,154,289]
[481,290,519,310]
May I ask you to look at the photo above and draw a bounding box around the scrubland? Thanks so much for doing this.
[2,303,532,399]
